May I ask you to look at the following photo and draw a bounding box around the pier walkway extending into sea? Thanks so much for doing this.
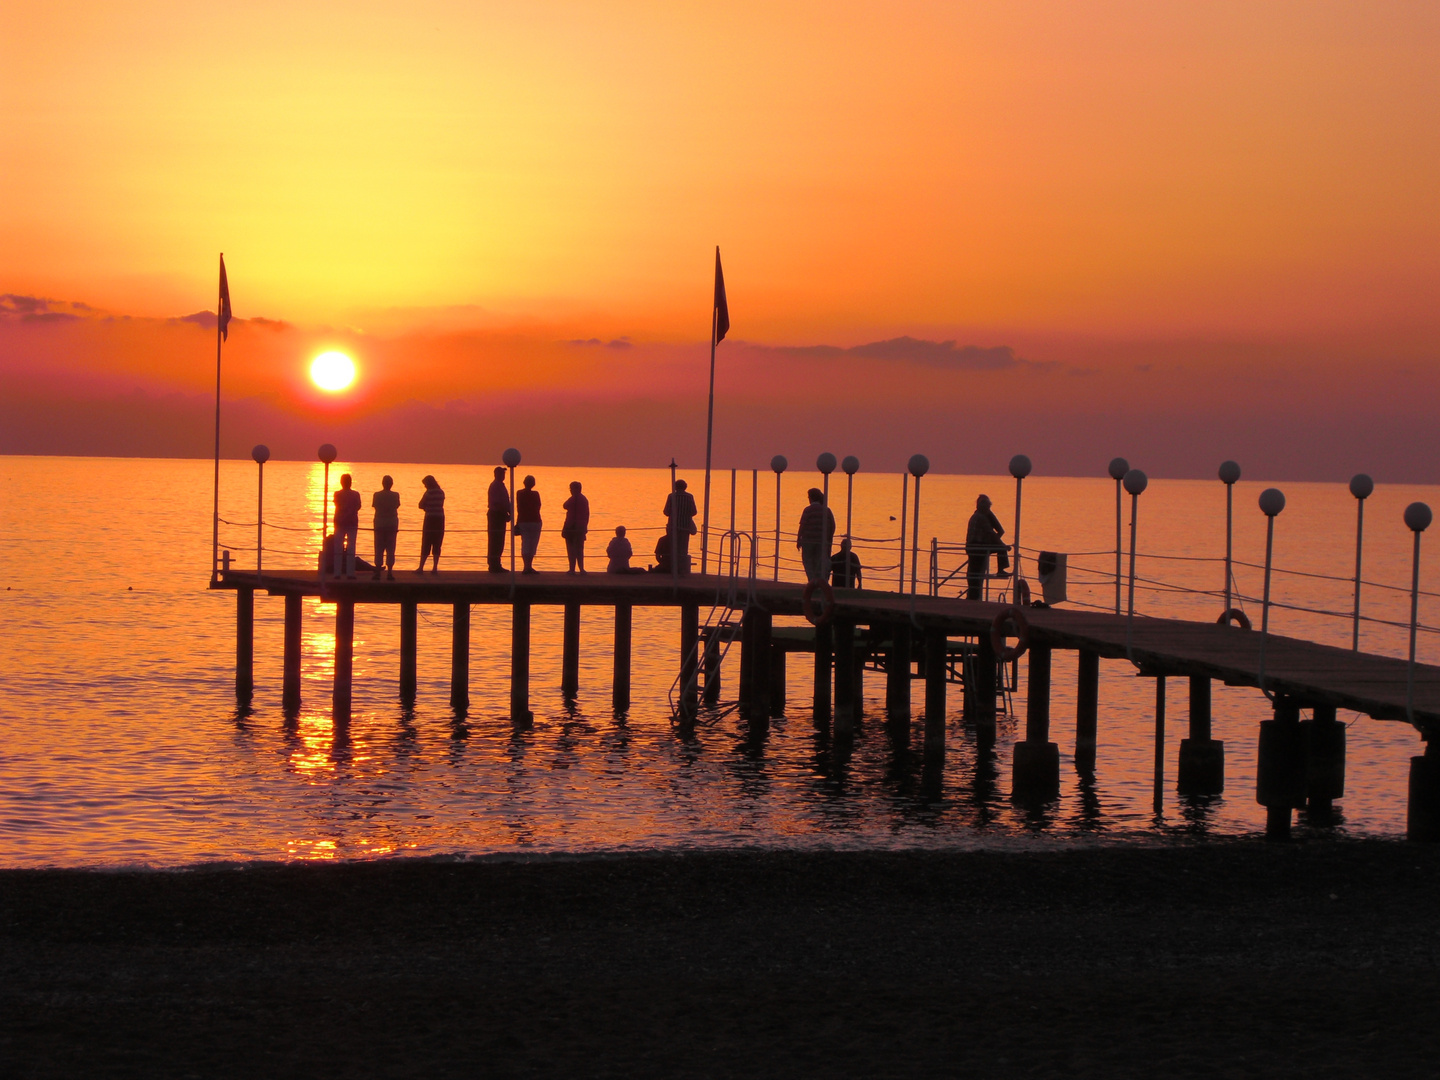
[214,567,1440,840]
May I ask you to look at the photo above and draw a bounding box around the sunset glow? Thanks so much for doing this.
[309,351,356,393]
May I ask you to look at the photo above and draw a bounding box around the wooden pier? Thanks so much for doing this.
[215,568,1440,840]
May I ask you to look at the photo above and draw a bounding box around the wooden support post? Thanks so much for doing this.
[399,601,417,704]
[769,644,787,718]
[923,629,947,759]
[753,609,773,721]
[812,622,833,725]
[1257,694,1305,840]
[282,593,302,712]
[562,603,580,700]
[1408,742,1440,841]
[1075,649,1099,770]
[1012,643,1058,800]
[450,602,470,711]
[1178,674,1224,796]
[1303,702,1344,821]
[1153,674,1166,814]
[738,609,757,717]
[235,587,254,701]
[332,599,354,719]
[885,622,911,723]
[972,630,997,741]
[613,604,632,712]
[703,629,722,704]
[511,602,532,724]
[833,620,856,736]
[679,602,699,719]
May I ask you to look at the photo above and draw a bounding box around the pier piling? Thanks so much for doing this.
[235,587,254,701]
[399,601,417,704]
[282,593,302,711]
[612,604,632,712]
[749,609,773,723]
[885,623,911,723]
[679,602,699,721]
[511,602,532,724]
[1257,694,1306,840]
[450,602,470,711]
[1303,702,1345,820]
[833,620,856,735]
[1012,643,1059,799]
[971,632,998,742]
[1075,649,1099,770]
[1408,742,1440,841]
[332,599,354,718]
[1178,675,1224,795]
[562,603,580,699]
[812,622,832,725]
[703,635,722,704]
[923,629,947,759]
[769,644,787,718]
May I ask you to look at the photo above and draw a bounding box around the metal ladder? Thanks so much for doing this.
[669,529,756,720]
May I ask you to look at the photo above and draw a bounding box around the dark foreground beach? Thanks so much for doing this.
[4,843,1439,1078]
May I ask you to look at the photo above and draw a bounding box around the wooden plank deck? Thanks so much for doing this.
[215,569,1440,727]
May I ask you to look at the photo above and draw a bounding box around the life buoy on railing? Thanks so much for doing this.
[990,605,1030,663]
[1217,607,1252,631]
[1013,578,1032,607]
[803,579,836,627]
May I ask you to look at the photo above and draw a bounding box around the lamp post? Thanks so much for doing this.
[1256,487,1287,695]
[1123,468,1148,662]
[817,453,836,583]
[318,443,337,587]
[1219,460,1241,616]
[1009,454,1032,586]
[1350,473,1374,651]
[842,456,860,543]
[1405,501,1432,724]
[1108,457,1129,614]
[897,470,909,592]
[503,447,521,578]
[908,455,929,596]
[252,444,270,580]
[771,455,787,580]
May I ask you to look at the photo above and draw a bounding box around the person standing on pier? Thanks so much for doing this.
[796,488,836,583]
[965,494,1010,600]
[417,475,445,573]
[662,479,698,574]
[371,475,400,581]
[516,475,542,574]
[561,481,590,573]
[333,474,362,580]
[486,466,511,573]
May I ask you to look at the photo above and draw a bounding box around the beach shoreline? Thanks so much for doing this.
[4,842,1439,1077]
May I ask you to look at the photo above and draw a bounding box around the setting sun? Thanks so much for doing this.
[309,351,356,392]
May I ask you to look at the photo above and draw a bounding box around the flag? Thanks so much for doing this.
[713,246,729,344]
[218,254,232,342]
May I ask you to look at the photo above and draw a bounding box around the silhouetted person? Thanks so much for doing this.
[651,530,677,574]
[417,474,445,573]
[487,465,511,573]
[606,526,637,573]
[371,475,400,581]
[561,481,590,573]
[965,493,1010,600]
[515,474,542,574]
[333,473,362,580]
[662,479,698,574]
[831,536,862,589]
[796,488,836,583]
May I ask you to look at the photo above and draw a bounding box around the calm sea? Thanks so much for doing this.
[3,455,1438,867]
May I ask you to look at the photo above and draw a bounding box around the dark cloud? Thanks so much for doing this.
[762,336,1054,371]
[174,310,218,329]
[568,336,633,349]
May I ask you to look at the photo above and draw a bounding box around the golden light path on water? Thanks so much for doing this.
[1,455,1437,867]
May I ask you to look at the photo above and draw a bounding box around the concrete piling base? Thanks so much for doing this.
[1407,748,1440,841]
[1257,697,1306,840]
[1303,704,1346,820]
[1012,740,1060,800]
[1177,738,1225,796]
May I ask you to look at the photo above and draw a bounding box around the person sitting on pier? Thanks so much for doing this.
[371,475,400,581]
[561,481,590,573]
[796,488,837,583]
[651,529,679,574]
[417,475,445,573]
[606,526,640,573]
[333,473,363,580]
[965,493,1011,600]
[487,465,511,573]
[830,536,862,589]
[515,474,542,574]
[662,479,698,574]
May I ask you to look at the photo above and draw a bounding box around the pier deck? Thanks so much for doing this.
[216,568,1440,726]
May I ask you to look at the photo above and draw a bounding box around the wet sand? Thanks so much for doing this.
[3,842,1439,1078]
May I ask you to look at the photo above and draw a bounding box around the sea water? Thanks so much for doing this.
[2,455,1437,866]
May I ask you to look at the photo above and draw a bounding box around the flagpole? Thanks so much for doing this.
[701,304,717,576]
[210,253,223,585]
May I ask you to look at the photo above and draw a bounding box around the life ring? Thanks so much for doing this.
[803,579,836,627]
[1013,578,1032,607]
[1217,607,1252,630]
[990,605,1030,663]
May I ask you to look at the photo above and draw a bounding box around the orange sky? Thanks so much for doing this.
[2,1,1438,477]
